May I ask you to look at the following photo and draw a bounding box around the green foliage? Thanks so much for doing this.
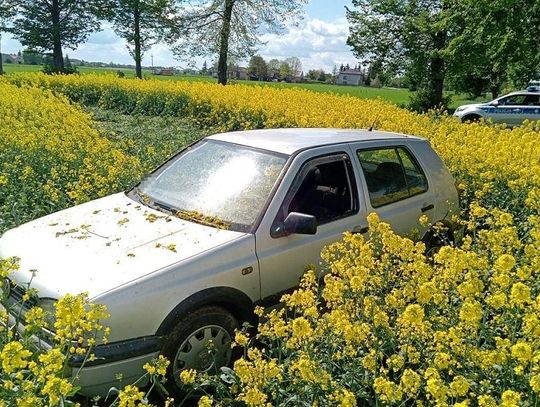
[108,0,176,78]
[409,88,453,113]
[42,63,78,75]
[447,0,540,98]
[87,107,208,172]
[347,0,451,110]
[248,55,268,80]
[11,0,105,72]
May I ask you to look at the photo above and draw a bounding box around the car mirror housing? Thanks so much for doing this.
[283,212,317,235]
[490,100,499,106]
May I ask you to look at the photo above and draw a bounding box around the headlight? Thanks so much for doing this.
[38,298,57,332]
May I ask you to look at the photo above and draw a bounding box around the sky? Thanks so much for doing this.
[0,0,357,72]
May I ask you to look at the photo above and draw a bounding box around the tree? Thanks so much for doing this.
[0,0,18,75]
[279,61,292,81]
[267,58,281,79]
[201,60,208,75]
[248,55,267,80]
[64,53,72,68]
[331,65,338,83]
[285,56,302,80]
[169,0,307,85]
[347,0,453,110]
[11,0,105,73]
[447,0,540,98]
[307,69,318,81]
[109,0,175,79]
[22,48,44,65]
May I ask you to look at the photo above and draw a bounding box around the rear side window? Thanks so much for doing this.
[357,147,428,207]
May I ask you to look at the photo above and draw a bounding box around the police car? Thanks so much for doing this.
[454,86,540,126]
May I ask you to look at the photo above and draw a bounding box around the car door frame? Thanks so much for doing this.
[254,143,369,302]
[349,139,435,240]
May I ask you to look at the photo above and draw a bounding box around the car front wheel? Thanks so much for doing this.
[462,114,481,123]
[160,306,239,398]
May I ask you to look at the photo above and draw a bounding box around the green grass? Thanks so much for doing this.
[4,63,487,109]
[87,107,209,171]
[2,63,152,77]
[2,63,43,73]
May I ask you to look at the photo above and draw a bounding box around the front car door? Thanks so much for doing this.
[491,94,527,126]
[255,145,368,301]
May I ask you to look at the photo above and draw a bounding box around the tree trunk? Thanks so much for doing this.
[134,2,142,79]
[490,71,501,99]
[429,55,445,107]
[51,0,64,72]
[428,30,446,108]
[217,0,234,85]
[0,33,4,75]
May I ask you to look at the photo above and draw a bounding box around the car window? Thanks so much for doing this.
[523,95,540,106]
[499,95,528,105]
[357,147,428,208]
[138,140,287,232]
[397,148,429,196]
[273,154,358,231]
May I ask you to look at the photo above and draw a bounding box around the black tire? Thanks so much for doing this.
[160,306,239,399]
[424,224,453,258]
[462,114,481,123]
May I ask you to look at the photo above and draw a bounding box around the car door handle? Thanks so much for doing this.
[421,204,434,213]
[352,226,369,234]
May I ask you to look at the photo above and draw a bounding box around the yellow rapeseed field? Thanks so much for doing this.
[0,80,142,232]
[4,73,540,210]
[1,74,540,406]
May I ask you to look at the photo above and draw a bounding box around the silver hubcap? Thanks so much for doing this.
[173,325,232,386]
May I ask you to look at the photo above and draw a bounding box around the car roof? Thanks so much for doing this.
[503,90,540,97]
[208,128,423,155]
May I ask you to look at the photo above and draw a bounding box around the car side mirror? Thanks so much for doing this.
[490,100,499,106]
[283,212,317,235]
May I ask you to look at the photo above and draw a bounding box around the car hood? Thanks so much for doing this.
[456,103,484,111]
[0,193,247,298]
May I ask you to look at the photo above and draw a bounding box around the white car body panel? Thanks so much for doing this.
[0,193,249,299]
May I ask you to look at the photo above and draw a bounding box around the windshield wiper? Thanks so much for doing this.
[131,188,177,214]
[174,210,232,231]
[131,189,232,230]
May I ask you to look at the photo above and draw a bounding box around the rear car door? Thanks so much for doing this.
[255,145,368,301]
[349,140,434,239]
[521,94,540,123]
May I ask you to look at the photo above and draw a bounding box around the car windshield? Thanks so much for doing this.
[135,140,287,232]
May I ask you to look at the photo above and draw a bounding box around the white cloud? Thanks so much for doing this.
[257,18,357,72]
[1,17,358,72]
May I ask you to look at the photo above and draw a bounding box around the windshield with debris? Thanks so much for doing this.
[136,140,288,232]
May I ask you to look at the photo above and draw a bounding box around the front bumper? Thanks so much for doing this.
[1,302,163,397]
[70,336,164,397]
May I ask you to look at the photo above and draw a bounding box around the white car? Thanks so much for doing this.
[0,128,461,397]
[454,87,540,126]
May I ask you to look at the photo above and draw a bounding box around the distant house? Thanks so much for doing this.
[153,68,174,76]
[336,69,365,86]
[1,53,22,64]
[229,67,248,81]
